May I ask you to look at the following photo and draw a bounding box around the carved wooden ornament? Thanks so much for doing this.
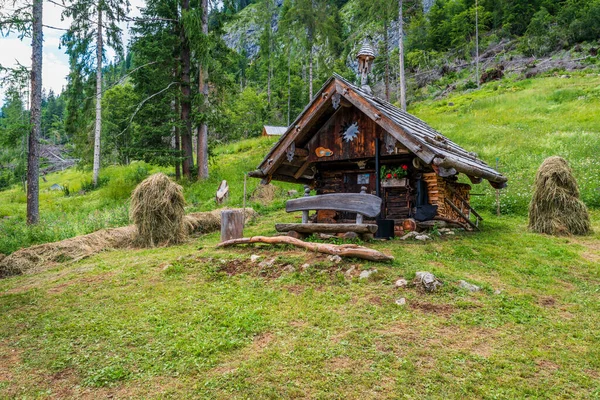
[315,147,334,157]
[332,93,341,110]
[286,142,296,162]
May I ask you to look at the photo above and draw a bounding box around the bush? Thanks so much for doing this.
[80,176,110,192]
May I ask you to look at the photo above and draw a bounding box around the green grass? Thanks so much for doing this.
[0,211,599,398]
[411,72,600,214]
[1,73,600,397]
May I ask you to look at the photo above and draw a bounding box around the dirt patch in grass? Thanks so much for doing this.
[375,322,499,360]
[539,296,556,307]
[285,285,306,295]
[409,301,456,315]
[569,238,600,263]
[325,356,364,371]
[289,320,308,328]
[0,342,21,383]
[215,253,352,280]
[47,273,114,294]
[253,332,275,350]
[368,296,383,306]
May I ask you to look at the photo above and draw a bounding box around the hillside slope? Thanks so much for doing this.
[1,74,600,398]
[1,74,599,254]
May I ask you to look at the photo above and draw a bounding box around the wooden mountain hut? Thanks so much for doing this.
[249,49,507,232]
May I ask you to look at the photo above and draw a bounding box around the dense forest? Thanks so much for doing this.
[2,0,600,190]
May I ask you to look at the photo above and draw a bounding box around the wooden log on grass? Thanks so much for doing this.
[275,223,377,234]
[220,210,244,242]
[217,236,394,262]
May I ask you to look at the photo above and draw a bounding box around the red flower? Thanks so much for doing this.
[401,165,408,170]
[386,173,392,179]
[393,173,398,178]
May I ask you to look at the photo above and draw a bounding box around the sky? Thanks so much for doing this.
[0,0,145,106]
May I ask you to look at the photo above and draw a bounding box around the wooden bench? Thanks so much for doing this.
[275,186,382,240]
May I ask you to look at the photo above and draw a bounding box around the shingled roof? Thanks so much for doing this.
[250,74,507,188]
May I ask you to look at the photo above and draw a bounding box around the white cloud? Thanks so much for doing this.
[0,0,146,105]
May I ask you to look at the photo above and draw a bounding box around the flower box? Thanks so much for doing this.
[381,177,408,187]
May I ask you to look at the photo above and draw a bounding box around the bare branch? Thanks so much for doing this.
[116,81,179,137]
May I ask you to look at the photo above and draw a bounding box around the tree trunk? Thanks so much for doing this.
[92,6,103,186]
[398,0,407,111]
[287,48,291,126]
[475,0,480,88]
[384,18,390,101]
[308,47,313,101]
[171,93,181,180]
[197,0,209,179]
[267,5,272,105]
[27,0,43,225]
[307,27,314,101]
[179,0,193,179]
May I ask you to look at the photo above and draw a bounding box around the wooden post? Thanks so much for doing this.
[221,210,245,242]
[302,185,310,223]
[496,158,500,216]
[243,173,247,226]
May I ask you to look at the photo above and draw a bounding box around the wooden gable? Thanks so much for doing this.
[306,105,385,163]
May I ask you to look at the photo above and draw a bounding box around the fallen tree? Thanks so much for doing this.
[216,235,394,262]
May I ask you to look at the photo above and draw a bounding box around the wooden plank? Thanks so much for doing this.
[286,193,382,218]
[275,223,378,234]
[447,186,483,221]
[444,197,479,231]
[294,148,309,158]
[293,159,312,179]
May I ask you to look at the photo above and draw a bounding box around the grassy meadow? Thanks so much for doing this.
[1,73,600,398]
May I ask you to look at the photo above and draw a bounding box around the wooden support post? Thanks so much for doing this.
[495,158,500,216]
[294,159,312,179]
[221,210,245,242]
[356,186,366,224]
[444,198,479,231]
[302,185,310,223]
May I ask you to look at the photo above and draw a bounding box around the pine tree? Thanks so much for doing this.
[62,0,130,187]
[26,0,43,224]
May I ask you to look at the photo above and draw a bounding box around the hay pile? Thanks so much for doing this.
[528,156,591,235]
[0,208,257,278]
[0,226,136,278]
[250,183,279,204]
[130,173,186,247]
[185,208,257,234]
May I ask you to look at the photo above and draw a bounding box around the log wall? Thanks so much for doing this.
[423,173,472,222]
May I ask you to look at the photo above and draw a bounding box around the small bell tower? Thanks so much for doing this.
[356,38,375,94]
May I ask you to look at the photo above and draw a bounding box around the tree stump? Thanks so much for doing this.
[220,210,244,242]
[216,180,229,204]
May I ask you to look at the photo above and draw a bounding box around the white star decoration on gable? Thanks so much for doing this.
[341,122,359,142]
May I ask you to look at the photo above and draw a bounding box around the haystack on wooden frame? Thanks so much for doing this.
[249,74,507,230]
